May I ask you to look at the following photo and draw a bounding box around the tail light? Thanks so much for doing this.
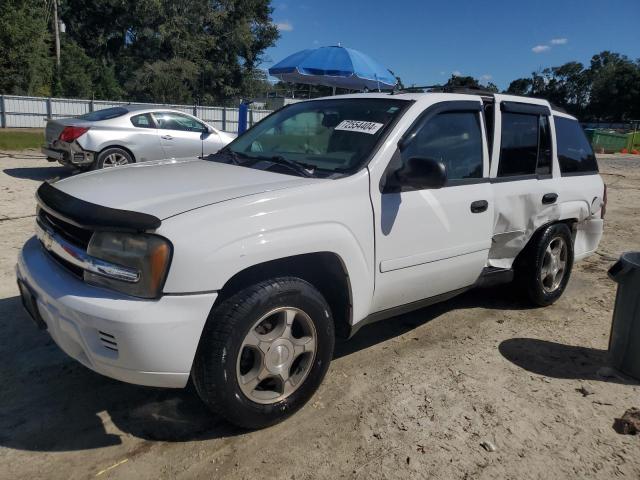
[59,126,89,143]
[601,184,607,219]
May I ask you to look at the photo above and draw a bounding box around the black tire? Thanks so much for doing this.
[192,277,335,429]
[94,147,134,169]
[516,223,574,306]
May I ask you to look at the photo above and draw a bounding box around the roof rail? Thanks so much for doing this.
[393,84,497,96]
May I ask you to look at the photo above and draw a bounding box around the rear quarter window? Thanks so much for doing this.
[555,117,598,175]
[131,113,155,128]
[78,107,128,121]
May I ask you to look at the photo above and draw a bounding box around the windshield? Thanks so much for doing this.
[225,98,409,176]
[78,107,128,121]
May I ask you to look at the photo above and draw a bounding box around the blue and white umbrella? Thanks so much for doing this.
[268,45,397,91]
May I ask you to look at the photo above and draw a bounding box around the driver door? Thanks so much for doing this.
[153,111,207,158]
[370,101,494,312]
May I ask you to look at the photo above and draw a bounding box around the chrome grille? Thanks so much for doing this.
[37,208,93,249]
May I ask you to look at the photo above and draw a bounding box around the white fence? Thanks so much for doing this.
[0,95,272,133]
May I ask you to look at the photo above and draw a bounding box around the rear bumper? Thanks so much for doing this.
[574,218,604,262]
[17,236,217,388]
[41,142,94,166]
[41,147,65,162]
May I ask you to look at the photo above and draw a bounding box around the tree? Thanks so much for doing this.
[444,74,479,88]
[126,58,199,104]
[0,0,52,95]
[503,52,640,121]
[588,52,640,121]
[506,78,532,95]
[60,0,280,103]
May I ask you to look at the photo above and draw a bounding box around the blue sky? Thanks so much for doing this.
[264,0,640,89]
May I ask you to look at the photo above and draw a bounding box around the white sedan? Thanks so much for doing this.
[42,106,237,169]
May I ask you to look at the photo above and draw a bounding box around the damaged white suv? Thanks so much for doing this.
[17,92,605,428]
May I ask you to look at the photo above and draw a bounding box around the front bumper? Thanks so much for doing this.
[17,236,217,388]
[41,142,94,166]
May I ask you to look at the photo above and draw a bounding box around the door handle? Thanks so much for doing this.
[470,200,488,213]
[161,134,173,140]
[542,193,558,205]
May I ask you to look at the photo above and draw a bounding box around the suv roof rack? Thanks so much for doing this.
[393,84,497,97]
[391,85,569,114]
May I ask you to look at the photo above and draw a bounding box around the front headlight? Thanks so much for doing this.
[84,232,172,299]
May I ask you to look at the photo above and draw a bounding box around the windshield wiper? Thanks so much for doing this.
[260,155,315,177]
[203,147,248,165]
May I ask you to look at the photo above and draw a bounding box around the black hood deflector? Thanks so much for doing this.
[36,182,161,232]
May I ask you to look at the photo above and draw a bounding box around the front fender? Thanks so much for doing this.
[159,173,375,323]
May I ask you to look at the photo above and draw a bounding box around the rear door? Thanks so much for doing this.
[370,100,494,312]
[153,111,207,158]
[488,97,557,267]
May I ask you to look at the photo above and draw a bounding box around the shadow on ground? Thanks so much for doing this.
[499,337,639,386]
[3,166,74,182]
[335,284,533,359]
[0,295,243,453]
[2,283,626,453]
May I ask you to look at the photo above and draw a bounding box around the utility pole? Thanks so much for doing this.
[53,0,61,81]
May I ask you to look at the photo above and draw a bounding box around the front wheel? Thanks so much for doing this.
[192,277,335,429]
[517,223,574,306]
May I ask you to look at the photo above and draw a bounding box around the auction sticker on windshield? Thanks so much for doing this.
[334,120,384,135]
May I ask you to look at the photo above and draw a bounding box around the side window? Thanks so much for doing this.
[555,117,598,175]
[154,112,206,133]
[498,112,552,177]
[130,113,155,129]
[537,116,552,175]
[498,113,538,176]
[402,111,483,182]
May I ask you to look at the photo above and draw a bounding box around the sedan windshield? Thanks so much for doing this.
[224,98,409,176]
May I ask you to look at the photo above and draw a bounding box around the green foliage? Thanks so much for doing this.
[0,0,278,103]
[445,75,480,88]
[126,58,199,104]
[506,51,640,121]
[58,0,279,103]
[0,0,52,96]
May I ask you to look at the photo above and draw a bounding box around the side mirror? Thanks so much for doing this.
[385,157,447,192]
[206,124,216,134]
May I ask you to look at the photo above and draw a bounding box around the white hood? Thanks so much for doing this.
[52,158,321,219]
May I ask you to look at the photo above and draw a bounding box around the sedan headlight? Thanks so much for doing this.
[84,232,172,299]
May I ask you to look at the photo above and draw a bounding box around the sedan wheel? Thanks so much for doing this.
[95,147,134,169]
[102,152,130,167]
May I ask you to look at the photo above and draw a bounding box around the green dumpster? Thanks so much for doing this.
[591,130,628,153]
[626,131,640,152]
[608,252,640,380]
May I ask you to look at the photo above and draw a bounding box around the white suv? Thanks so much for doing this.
[17,92,605,428]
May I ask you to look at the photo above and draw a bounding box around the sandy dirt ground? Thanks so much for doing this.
[0,150,639,480]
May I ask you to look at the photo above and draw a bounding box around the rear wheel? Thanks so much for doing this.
[517,223,574,306]
[192,277,335,429]
[95,147,134,169]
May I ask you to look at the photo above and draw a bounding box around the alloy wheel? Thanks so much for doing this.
[540,236,568,293]
[236,307,317,404]
[102,152,129,167]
